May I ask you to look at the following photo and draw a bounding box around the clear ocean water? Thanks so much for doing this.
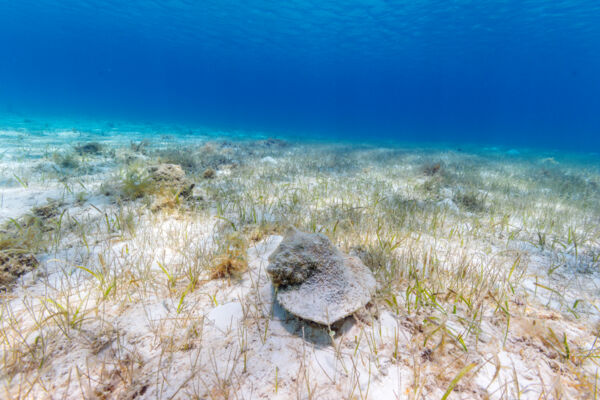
[3,4,600,398]
[1,1,599,151]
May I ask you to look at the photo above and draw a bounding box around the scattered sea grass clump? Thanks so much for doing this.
[32,199,63,219]
[155,143,236,173]
[149,191,186,213]
[130,139,151,154]
[258,137,288,148]
[0,250,38,288]
[244,223,282,243]
[107,163,195,213]
[418,162,448,198]
[74,142,103,155]
[420,176,442,197]
[116,165,155,200]
[454,190,487,212]
[197,143,234,170]
[209,254,247,281]
[422,161,442,176]
[52,151,80,169]
[209,232,248,281]
[75,191,88,205]
[156,147,198,172]
[0,212,54,287]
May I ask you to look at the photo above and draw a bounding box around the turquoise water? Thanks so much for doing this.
[1,1,600,150]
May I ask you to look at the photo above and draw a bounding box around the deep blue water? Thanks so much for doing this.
[1,1,599,150]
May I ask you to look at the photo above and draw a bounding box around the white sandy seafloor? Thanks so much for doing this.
[1,117,600,399]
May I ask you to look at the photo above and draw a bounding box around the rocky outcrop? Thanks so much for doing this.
[147,163,194,197]
[266,227,376,325]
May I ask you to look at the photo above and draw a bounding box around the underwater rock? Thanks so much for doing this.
[148,163,185,183]
[148,163,194,197]
[0,251,38,287]
[202,168,216,179]
[267,227,376,325]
